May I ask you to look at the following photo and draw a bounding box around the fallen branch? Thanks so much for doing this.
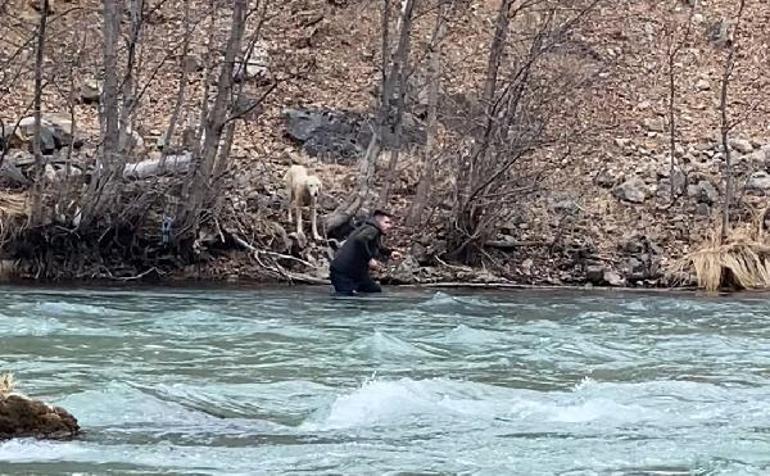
[484,240,543,250]
[230,232,315,268]
[114,266,162,281]
[283,271,329,285]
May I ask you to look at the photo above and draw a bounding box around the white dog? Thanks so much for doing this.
[284,164,323,240]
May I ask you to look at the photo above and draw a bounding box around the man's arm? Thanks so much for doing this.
[376,243,392,262]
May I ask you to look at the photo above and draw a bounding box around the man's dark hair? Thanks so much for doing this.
[373,209,393,219]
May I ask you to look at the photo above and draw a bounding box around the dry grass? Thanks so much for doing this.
[671,210,770,292]
[0,191,29,219]
[0,372,14,397]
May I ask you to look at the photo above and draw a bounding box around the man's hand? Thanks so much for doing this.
[369,258,383,270]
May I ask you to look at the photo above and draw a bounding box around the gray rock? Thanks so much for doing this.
[283,107,426,162]
[389,255,420,284]
[233,42,270,83]
[551,199,580,215]
[729,138,753,154]
[688,180,719,205]
[585,265,605,284]
[619,233,645,254]
[659,167,688,197]
[643,116,666,133]
[596,170,616,188]
[747,171,770,192]
[603,270,625,287]
[8,149,35,167]
[613,177,648,203]
[695,203,711,216]
[707,18,733,47]
[19,113,77,151]
[614,138,632,148]
[0,155,30,186]
[411,242,430,265]
[695,79,711,91]
[624,257,644,279]
[80,79,101,104]
[182,54,203,73]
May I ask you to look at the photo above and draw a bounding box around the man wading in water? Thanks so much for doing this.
[329,210,402,296]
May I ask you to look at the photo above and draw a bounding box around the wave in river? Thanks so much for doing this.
[344,330,445,359]
[300,376,770,433]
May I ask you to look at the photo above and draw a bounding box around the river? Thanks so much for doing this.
[0,286,769,474]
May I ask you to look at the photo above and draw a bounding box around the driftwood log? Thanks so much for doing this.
[122,152,192,180]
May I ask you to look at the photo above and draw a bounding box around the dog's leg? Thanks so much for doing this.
[311,198,321,240]
[296,203,304,237]
[287,183,294,223]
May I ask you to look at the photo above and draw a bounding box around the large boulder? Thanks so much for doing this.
[6,114,78,153]
[283,107,425,163]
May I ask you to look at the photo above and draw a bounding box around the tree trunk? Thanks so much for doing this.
[406,0,450,227]
[325,0,418,235]
[181,0,247,234]
[101,0,122,175]
[162,0,191,157]
[119,0,143,155]
[30,0,48,224]
[719,0,746,242]
[451,0,511,254]
[377,0,415,208]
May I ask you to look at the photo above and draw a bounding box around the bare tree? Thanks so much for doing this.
[29,0,49,223]
[448,0,601,263]
[178,0,249,235]
[377,0,416,208]
[406,0,452,227]
[324,0,415,235]
[81,0,123,221]
[719,0,746,241]
[162,0,193,156]
[663,0,695,203]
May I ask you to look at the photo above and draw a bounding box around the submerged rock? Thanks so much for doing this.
[0,373,80,441]
[0,394,80,440]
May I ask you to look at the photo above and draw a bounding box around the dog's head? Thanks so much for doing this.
[305,176,322,198]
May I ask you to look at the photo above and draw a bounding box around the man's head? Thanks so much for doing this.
[372,209,394,234]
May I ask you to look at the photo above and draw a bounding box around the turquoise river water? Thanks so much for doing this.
[0,286,769,475]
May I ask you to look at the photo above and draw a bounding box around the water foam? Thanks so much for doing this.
[36,301,115,316]
[300,376,746,434]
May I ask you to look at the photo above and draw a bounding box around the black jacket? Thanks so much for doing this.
[330,220,392,279]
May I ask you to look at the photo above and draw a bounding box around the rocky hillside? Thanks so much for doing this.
[1,0,769,286]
